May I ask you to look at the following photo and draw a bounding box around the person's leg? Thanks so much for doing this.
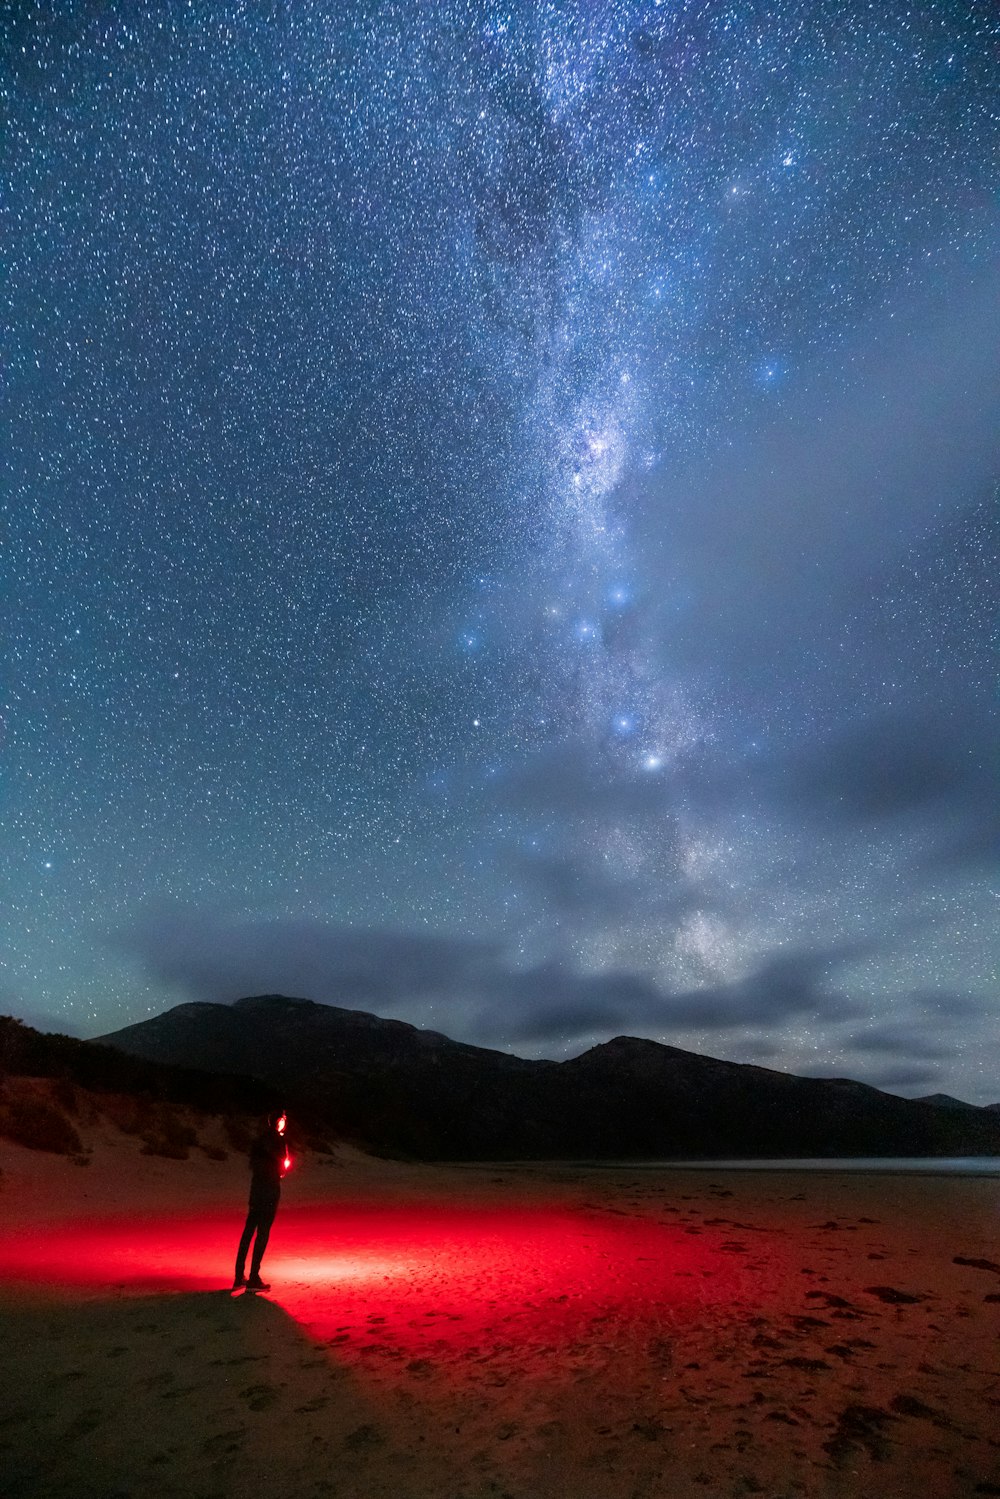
[248,1201,277,1281]
[234,1205,259,1285]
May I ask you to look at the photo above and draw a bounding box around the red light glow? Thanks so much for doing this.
[0,1195,779,1379]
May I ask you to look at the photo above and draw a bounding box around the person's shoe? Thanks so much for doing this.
[232,1275,246,1290]
[245,1276,270,1291]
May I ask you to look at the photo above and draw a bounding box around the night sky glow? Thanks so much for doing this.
[3,3,998,1098]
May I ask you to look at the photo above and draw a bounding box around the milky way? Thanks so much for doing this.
[3,2,998,1099]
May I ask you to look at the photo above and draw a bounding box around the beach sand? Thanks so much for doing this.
[2,1123,999,1499]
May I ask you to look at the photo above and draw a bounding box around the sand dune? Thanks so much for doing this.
[2,1130,1000,1498]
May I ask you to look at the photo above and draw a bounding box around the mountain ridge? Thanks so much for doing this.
[96,995,1000,1161]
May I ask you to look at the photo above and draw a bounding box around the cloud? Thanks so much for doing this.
[687,699,999,882]
[844,1025,955,1062]
[783,703,999,881]
[626,257,1000,910]
[576,945,866,1038]
[912,989,988,1019]
[780,714,969,822]
[773,706,995,828]
[116,903,503,1013]
[116,903,865,1052]
[439,944,863,1046]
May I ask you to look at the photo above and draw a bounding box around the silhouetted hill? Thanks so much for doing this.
[0,1014,278,1118]
[913,1092,980,1112]
[100,996,553,1158]
[97,995,1000,1160]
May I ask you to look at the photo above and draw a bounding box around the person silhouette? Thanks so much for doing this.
[233,1109,290,1291]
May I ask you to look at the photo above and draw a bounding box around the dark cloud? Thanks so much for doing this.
[775,707,995,827]
[782,703,999,881]
[686,699,999,884]
[844,1025,955,1062]
[116,903,503,1012]
[800,1061,944,1091]
[912,989,988,1019]
[482,965,663,1041]
[781,714,969,822]
[117,903,864,1052]
[638,947,866,1034]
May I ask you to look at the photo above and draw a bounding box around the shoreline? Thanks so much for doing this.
[452,1156,1000,1177]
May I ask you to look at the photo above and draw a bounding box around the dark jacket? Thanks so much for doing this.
[249,1130,284,1198]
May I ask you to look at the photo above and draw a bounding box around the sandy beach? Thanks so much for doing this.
[2,1123,1000,1499]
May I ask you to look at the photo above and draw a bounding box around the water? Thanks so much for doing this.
[577,1157,1000,1175]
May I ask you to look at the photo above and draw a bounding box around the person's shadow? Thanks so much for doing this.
[0,1289,386,1498]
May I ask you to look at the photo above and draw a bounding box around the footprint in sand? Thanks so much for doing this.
[239,1382,281,1410]
[953,1255,1000,1275]
[823,1403,895,1464]
[863,1285,927,1305]
[343,1423,385,1451]
[890,1393,950,1427]
[64,1410,103,1439]
[202,1428,246,1455]
[294,1396,329,1413]
[804,1291,862,1317]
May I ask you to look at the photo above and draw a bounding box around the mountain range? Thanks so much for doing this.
[98,995,1000,1160]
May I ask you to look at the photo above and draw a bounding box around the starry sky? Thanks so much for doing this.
[3,1,999,1101]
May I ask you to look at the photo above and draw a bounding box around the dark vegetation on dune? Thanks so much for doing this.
[77,995,1000,1162]
[0,1015,289,1161]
